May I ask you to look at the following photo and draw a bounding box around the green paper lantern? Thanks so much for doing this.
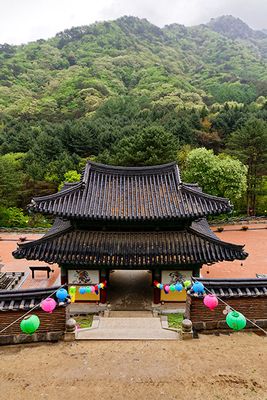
[20,315,40,335]
[69,286,76,295]
[169,284,176,292]
[85,286,91,294]
[226,311,246,331]
[183,280,191,289]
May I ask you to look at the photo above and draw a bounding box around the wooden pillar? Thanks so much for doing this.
[152,269,161,304]
[100,269,108,304]
[60,265,68,285]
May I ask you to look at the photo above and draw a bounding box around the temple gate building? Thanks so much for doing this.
[13,161,248,306]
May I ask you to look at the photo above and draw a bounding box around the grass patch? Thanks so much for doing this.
[167,313,184,329]
[74,315,93,329]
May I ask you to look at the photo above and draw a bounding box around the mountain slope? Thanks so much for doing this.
[0,15,266,123]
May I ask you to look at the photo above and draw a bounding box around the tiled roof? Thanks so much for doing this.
[0,272,25,290]
[0,286,65,311]
[29,161,232,221]
[190,278,267,297]
[13,219,247,267]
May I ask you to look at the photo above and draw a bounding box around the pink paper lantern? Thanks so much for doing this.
[41,297,57,313]
[91,286,95,293]
[164,285,170,294]
[203,294,218,311]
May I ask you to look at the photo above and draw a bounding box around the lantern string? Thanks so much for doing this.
[198,283,267,336]
[0,284,66,335]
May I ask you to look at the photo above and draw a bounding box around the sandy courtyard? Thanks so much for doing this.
[0,334,266,400]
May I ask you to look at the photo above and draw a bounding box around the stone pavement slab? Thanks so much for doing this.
[76,316,179,340]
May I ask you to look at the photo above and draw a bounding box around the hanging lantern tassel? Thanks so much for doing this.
[226,311,246,331]
[203,294,218,311]
[20,315,40,335]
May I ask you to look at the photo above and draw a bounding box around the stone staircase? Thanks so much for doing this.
[75,311,179,340]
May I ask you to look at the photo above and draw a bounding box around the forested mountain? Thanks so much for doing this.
[0,15,267,225]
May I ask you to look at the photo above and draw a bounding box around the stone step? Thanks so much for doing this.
[108,311,154,318]
[76,317,179,340]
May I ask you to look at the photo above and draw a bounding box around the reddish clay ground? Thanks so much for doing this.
[0,334,266,400]
[202,224,267,279]
[0,223,266,289]
[0,232,60,289]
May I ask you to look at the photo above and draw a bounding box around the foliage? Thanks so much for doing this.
[182,148,247,203]
[100,126,178,166]
[167,313,184,329]
[0,207,28,228]
[0,16,266,217]
[0,153,24,207]
[227,118,267,213]
[58,170,81,190]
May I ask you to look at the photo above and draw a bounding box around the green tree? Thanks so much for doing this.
[183,148,247,204]
[0,153,24,207]
[101,126,178,166]
[227,118,267,214]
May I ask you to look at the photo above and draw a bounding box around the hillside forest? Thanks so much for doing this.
[0,15,267,227]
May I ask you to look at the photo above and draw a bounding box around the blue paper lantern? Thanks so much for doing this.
[175,282,183,292]
[56,288,68,301]
[192,281,205,294]
[159,284,163,290]
[79,287,86,295]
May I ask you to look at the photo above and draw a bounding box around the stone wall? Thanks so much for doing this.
[0,307,66,345]
[185,296,267,333]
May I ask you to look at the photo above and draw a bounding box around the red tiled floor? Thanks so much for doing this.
[0,232,60,289]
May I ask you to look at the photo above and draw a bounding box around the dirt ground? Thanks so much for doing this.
[0,334,266,400]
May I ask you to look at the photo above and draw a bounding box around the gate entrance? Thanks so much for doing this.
[108,270,153,311]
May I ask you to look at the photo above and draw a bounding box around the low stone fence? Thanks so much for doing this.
[0,287,67,345]
[185,278,267,334]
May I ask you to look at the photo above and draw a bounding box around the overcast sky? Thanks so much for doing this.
[1,0,266,45]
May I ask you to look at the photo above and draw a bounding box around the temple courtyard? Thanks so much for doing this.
[0,333,266,400]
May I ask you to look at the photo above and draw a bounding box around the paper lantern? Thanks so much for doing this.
[94,285,99,295]
[170,284,176,292]
[159,284,163,290]
[69,286,76,295]
[164,285,170,294]
[183,280,191,289]
[85,286,91,294]
[91,286,95,293]
[153,280,159,287]
[226,311,246,331]
[41,297,57,313]
[192,281,205,294]
[100,283,105,289]
[79,287,86,295]
[156,283,161,289]
[175,282,183,292]
[20,315,40,335]
[203,294,218,311]
[56,288,68,301]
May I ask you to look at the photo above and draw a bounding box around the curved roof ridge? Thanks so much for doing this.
[32,181,83,202]
[181,183,231,204]
[188,225,246,251]
[87,160,177,173]
[14,220,72,252]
